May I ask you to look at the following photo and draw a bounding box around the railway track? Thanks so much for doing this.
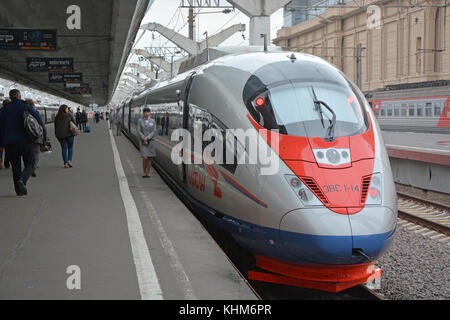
[396,192,450,240]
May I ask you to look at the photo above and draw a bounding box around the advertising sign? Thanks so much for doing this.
[49,72,82,84]
[27,57,73,72]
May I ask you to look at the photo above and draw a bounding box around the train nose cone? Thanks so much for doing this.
[279,209,354,264]
[279,207,396,265]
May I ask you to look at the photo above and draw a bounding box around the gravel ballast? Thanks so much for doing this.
[375,225,450,300]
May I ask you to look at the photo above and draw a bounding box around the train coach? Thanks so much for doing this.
[366,81,450,133]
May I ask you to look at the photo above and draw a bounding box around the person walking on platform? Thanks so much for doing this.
[54,105,76,168]
[25,99,47,177]
[94,111,100,124]
[114,108,122,136]
[80,109,88,132]
[137,107,156,178]
[0,89,42,196]
[75,108,82,131]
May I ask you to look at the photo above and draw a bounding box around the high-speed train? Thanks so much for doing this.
[120,49,397,292]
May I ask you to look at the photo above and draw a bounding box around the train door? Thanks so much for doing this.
[180,73,196,184]
[128,100,133,132]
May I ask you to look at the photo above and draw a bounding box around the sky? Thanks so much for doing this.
[142,0,284,46]
[128,0,284,64]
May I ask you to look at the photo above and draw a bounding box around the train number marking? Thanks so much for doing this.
[323,184,360,193]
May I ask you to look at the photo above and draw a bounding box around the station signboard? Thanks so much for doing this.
[27,57,73,73]
[49,72,82,84]
[0,29,57,51]
[65,83,91,95]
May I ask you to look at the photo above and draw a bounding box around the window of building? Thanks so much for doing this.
[416,37,422,74]
[425,103,432,117]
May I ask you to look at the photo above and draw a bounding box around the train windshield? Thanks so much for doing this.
[248,81,368,138]
[243,59,369,138]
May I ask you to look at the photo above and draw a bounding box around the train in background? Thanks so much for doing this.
[366,81,450,134]
[1,88,59,124]
[119,48,397,293]
[34,105,59,124]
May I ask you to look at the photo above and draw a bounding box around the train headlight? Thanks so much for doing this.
[366,173,383,205]
[285,175,323,207]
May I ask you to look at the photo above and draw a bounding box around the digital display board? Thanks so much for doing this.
[0,29,57,51]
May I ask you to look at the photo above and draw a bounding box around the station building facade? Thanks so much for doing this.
[274,0,450,92]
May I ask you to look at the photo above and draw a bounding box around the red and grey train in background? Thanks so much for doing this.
[366,80,450,134]
[119,48,398,292]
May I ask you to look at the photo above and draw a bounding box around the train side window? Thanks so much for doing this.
[409,105,415,117]
[416,104,423,117]
[380,106,386,116]
[401,104,407,117]
[434,103,442,116]
[394,104,400,117]
[425,103,432,117]
[374,109,379,116]
[387,105,393,117]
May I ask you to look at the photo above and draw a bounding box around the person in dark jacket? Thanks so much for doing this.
[75,108,82,131]
[54,105,76,168]
[80,109,88,132]
[0,89,42,196]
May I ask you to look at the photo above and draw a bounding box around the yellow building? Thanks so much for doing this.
[273,0,449,92]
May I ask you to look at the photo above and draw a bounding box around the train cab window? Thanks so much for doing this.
[245,81,369,138]
[409,105,415,117]
[401,104,407,117]
[242,61,370,140]
[417,104,423,117]
[434,103,442,117]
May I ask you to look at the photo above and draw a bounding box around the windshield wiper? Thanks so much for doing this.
[311,86,325,129]
[310,87,337,142]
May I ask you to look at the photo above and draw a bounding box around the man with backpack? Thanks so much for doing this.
[0,89,42,196]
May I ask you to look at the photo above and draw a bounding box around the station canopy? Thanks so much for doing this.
[0,0,152,106]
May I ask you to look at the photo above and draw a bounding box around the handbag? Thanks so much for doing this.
[70,121,80,136]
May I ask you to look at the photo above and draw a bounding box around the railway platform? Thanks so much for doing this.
[382,131,450,194]
[0,121,256,300]
[382,131,450,166]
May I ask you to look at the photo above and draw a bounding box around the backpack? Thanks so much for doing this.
[23,106,43,142]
